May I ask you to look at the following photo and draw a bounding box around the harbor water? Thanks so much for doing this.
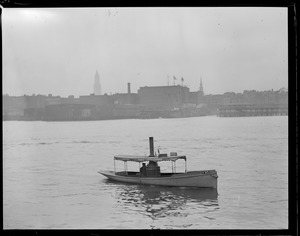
[3,116,288,229]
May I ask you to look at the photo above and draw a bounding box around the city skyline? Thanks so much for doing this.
[3,7,288,96]
[2,79,288,98]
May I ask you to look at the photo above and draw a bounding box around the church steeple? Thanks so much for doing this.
[94,70,101,95]
[199,76,204,96]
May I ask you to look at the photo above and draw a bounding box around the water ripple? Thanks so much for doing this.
[3,117,288,229]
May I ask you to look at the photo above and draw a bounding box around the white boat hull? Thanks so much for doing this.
[99,170,218,188]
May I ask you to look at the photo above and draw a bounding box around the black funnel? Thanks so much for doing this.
[149,137,154,157]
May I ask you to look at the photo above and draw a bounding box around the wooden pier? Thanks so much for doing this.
[218,104,288,117]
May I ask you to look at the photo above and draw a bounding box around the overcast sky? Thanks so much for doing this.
[2,7,288,97]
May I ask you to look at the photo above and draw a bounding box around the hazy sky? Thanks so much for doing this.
[2,7,288,96]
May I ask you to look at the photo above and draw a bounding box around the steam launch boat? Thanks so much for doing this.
[98,137,218,188]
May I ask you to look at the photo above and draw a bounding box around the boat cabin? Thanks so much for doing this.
[113,137,186,177]
[140,161,160,177]
[114,154,187,177]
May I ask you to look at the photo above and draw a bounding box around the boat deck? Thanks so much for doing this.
[99,170,218,188]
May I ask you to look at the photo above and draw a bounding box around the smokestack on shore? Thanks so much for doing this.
[149,137,154,157]
[127,83,131,94]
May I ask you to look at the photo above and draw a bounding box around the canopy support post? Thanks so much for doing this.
[174,161,176,173]
[185,160,187,173]
[172,161,175,173]
[114,159,116,173]
[124,161,128,174]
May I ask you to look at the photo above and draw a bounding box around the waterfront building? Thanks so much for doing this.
[79,94,113,106]
[138,85,190,109]
[44,103,97,121]
[113,83,139,105]
[24,94,47,108]
[2,95,26,118]
[60,95,80,104]
[2,84,288,121]
[113,104,144,119]
[45,94,61,106]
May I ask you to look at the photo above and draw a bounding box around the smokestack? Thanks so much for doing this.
[149,137,154,157]
[127,83,131,94]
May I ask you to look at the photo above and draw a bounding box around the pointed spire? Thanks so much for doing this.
[95,70,100,79]
[94,70,101,95]
[199,76,204,96]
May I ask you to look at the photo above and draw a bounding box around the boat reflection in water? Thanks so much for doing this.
[104,179,219,227]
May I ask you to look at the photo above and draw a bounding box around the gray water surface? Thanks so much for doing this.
[3,116,288,229]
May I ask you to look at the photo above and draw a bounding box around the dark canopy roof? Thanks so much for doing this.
[114,155,186,162]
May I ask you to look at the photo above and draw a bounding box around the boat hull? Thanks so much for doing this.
[99,170,218,188]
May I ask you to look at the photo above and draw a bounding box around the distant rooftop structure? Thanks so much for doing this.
[199,77,204,96]
[93,70,101,95]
